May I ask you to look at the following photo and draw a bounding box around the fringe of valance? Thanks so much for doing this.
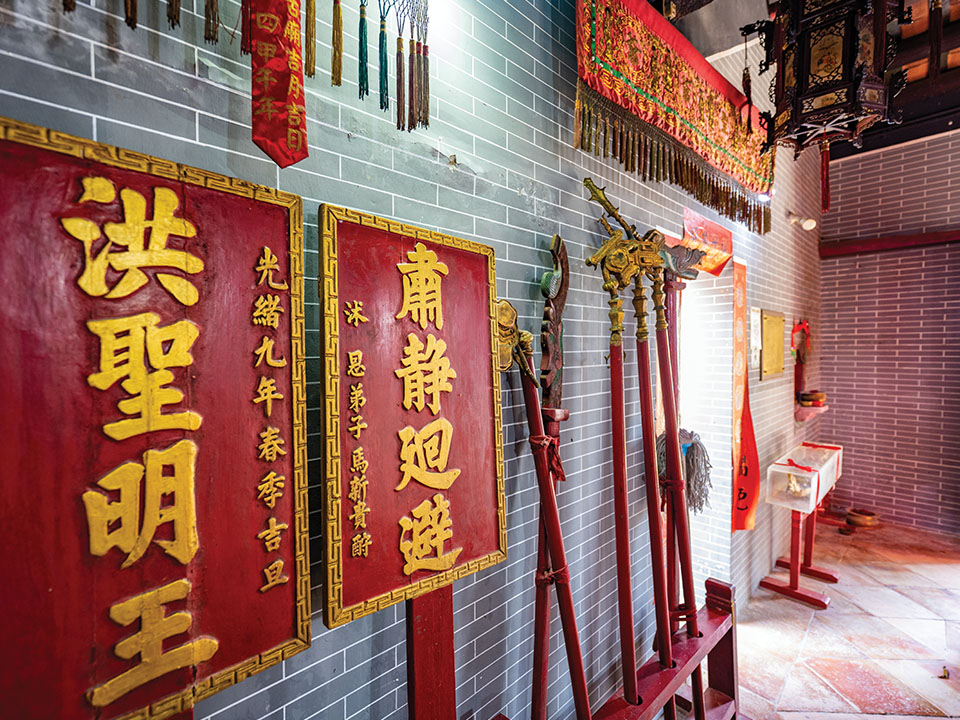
[574,80,771,235]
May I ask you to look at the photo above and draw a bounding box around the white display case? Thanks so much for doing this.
[765,442,843,514]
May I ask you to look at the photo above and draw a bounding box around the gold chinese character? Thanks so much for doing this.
[351,532,372,558]
[256,40,278,61]
[254,98,281,122]
[286,127,305,151]
[258,426,287,462]
[286,48,302,73]
[348,475,367,503]
[347,415,368,440]
[286,103,305,127]
[288,74,302,99]
[346,350,365,377]
[253,294,284,328]
[253,66,276,92]
[396,418,460,491]
[254,335,287,368]
[396,242,448,330]
[260,559,289,592]
[253,376,284,417]
[350,447,369,474]
[348,383,366,413]
[60,178,203,306]
[344,300,369,327]
[86,579,218,707]
[256,247,289,290]
[284,18,300,44]
[257,517,289,552]
[87,313,202,441]
[350,500,370,530]
[395,333,457,414]
[83,439,199,568]
[398,493,462,576]
[258,471,285,508]
[254,11,281,31]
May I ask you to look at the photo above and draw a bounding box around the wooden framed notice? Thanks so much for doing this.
[321,204,507,628]
[0,116,309,720]
[761,309,786,380]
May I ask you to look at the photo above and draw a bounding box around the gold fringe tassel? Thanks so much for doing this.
[396,36,405,131]
[204,0,219,43]
[408,37,417,131]
[167,0,180,28]
[125,0,137,29]
[331,0,343,86]
[572,80,773,234]
[305,0,316,77]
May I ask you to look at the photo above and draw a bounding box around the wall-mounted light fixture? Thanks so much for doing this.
[787,212,818,232]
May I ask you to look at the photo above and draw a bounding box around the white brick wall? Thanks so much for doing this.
[0,2,822,718]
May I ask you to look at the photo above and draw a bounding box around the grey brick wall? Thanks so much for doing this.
[0,2,820,718]
[820,129,960,534]
[821,128,960,241]
[820,244,960,534]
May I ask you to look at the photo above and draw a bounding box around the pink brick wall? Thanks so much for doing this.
[820,243,960,534]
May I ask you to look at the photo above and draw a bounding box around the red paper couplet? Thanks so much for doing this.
[0,117,309,720]
[320,205,507,628]
[251,0,309,168]
[733,384,761,532]
[732,261,760,531]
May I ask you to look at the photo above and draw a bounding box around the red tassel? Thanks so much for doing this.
[820,142,830,214]
[240,0,252,55]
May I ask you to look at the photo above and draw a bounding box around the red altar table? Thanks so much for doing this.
[759,443,843,609]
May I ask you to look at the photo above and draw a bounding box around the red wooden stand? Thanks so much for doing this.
[759,509,838,609]
[407,584,457,720]
[593,580,750,720]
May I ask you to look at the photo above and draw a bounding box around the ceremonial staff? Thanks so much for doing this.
[497,285,591,720]
[584,197,640,705]
[584,179,705,720]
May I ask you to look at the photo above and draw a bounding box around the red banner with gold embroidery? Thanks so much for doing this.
[251,0,309,168]
[575,0,775,232]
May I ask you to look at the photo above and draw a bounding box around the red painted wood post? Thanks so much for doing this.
[406,584,457,720]
[636,332,677,720]
[664,274,685,638]
[610,343,640,705]
[656,321,705,720]
[704,580,739,708]
[531,518,552,720]
[802,508,817,568]
[789,511,802,590]
[520,357,592,720]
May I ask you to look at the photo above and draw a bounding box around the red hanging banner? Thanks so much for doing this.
[732,261,759,531]
[251,0,309,168]
[674,208,734,277]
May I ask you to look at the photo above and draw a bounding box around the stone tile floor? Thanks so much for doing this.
[733,520,960,719]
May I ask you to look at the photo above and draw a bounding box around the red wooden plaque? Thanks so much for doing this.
[321,205,506,628]
[0,117,309,720]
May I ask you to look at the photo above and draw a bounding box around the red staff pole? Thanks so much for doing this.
[609,340,639,704]
[653,269,705,720]
[663,273,685,634]
[633,278,676,720]
[531,518,551,720]
[519,355,593,720]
